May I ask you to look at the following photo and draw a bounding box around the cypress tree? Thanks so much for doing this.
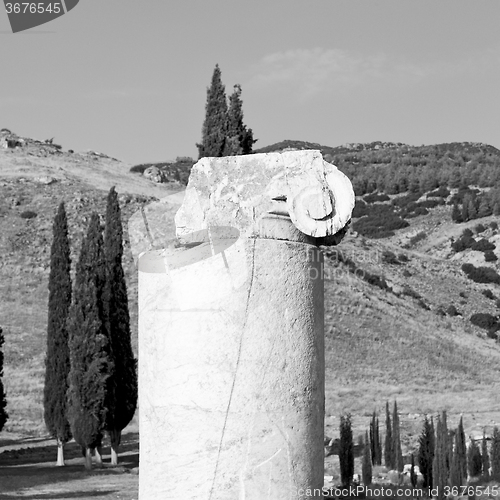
[224,84,256,156]
[491,427,500,480]
[384,401,394,469]
[67,212,113,470]
[362,430,372,486]
[449,432,463,488]
[418,416,434,489]
[103,187,138,465]
[370,411,376,466]
[433,413,448,500]
[393,401,403,472]
[467,439,482,478]
[370,412,382,466]
[196,64,228,159]
[481,431,490,479]
[456,417,467,481]
[375,416,382,465]
[452,202,463,223]
[339,413,354,487]
[0,326,7,432]
[44,202,72,466]
[410,453,417,488]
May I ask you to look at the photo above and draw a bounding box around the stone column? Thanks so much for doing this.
[128,150,354,499]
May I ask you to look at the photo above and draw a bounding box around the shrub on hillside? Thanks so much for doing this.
[129,164,148,174]
[451,234,475,252]
[398,253,409,263]
[482,289,496,301]
[409,231,427,246]
[364,193,390,203]
[414,206,429,216]
[402,285,421,300]
[446,305,460,316]
[352,200,369,218]
[419,199,442,209]
[474,224,486,234]
[471,238,495,252]
[490,222,498,230]
[392,192,422,208]
[470,313,499,331]
[462,228,474,238]
[382,250,399,265]
[20,210,37,219]
[462,263,500,285]
[353,210,409,239]
[428,187,451,198]
[485,251,498,262]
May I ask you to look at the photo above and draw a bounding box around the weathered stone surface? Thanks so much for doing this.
[175,150,354,243]
[138,238,325,499]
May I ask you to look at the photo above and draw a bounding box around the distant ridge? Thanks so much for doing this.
[254,139,500,158]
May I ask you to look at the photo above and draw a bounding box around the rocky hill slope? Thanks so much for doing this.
[2,132,500,455]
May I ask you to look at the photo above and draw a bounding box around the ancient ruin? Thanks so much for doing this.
[128,150,355,499]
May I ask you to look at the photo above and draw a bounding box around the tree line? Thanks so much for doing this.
[43,186,137,469]
[337,402,500,497]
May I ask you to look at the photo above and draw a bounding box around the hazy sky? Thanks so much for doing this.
[1,0,499,165]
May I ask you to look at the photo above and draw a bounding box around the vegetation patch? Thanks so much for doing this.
[20,211,37,219]
[485,250,498,262]
[408,231,427,247]
[471,238,495,252]
[363,193,390,203]
[427,186,450,198]
[461,263,500,285]
[470,313,500,335]
[353,207,409,239]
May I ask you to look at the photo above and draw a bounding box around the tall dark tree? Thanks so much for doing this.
[482,431,490,480]
[393,401,403,472]
[370,411,382,466]
[384,401,394,469]
[103,187,138,465]
[67,212,113,470]
[449,432,463,488]
[410,454,418,488]
[362,430,372,486]
[467,439,482,478]
[375,416,382,465]
[0,327,7,432]
[491,427,500,480]
[44,202,72,466]
[418,416,434,489]
[196,64,228,159]
[339,413,354,487]
[433,412,449,500]
[224,84,256,156]
[456,417,467,481]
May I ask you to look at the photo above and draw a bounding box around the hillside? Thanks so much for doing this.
[2,132,500,458]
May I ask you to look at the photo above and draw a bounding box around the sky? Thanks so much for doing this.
[1,0,499,165]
